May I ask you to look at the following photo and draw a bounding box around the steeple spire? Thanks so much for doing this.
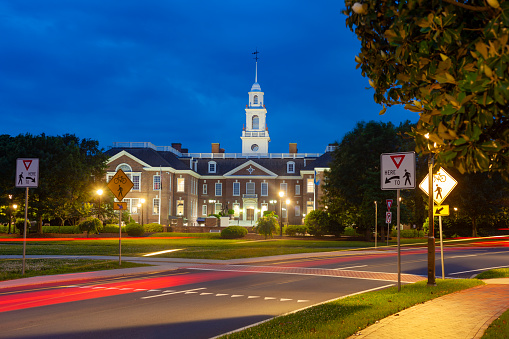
[252,49,259,83]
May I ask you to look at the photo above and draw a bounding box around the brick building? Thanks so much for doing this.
[105,60,334,227]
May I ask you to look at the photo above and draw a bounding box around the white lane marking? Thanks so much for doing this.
[147,289,161,292]
[248,296,260,299]
[141,288,206,299]
[185,291,198,294]
[280,298,292,302]
[264,297,276,300]
[334,265,368,270]
[449,254,478,259]
[450,265,509,275]
[231,295,244,298]
[200,292,213,295]
[297,300,310,303]
[210,284,395,339]
[215,293,228,297]
[163,290,175,293]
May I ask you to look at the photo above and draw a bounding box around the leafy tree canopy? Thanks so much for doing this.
[344,0,508,178]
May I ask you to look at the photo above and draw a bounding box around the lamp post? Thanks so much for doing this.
[374,201,377,249]
[140,198,145,226]
[8,194,13,234]
[96,189,103,220]
[285,199,290,231]
[279,191,284,237]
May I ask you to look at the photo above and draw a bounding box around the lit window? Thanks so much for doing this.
[177,200,184,215]
[261,203,268,214]
[202,205,207,216]
[117,164,132,172]
[306,201,314,215]
[215,203,222,214]
[215,183,222,196]
[233,182,240,196]
[307,178,314,193]
[177,178,185,192]
[233,203,240,217]
[153,198,160,215]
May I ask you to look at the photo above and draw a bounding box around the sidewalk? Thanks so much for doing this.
[350,279,509,339]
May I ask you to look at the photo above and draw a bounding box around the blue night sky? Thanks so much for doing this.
[1,1,418,154]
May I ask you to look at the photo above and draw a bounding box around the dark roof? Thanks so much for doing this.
[105,148,190,170]
[308,151,334,168]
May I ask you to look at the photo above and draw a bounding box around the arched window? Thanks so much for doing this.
[252,115,259,129]
[253,95,258,104]
[116,163,132,172]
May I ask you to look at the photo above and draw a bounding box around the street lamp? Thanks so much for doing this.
[96,189,103,220]
[140,198,145,226]
[8,194,13,234]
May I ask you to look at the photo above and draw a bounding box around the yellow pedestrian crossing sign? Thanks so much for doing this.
[107,169,133,202]
[433,205,450,216]
[419,167,457,205]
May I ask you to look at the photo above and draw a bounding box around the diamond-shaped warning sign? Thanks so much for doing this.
[419,167,457,205]
[107,169,134,201]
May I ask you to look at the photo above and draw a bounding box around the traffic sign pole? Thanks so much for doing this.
[439,215,445,279]
[427,157,436,286]
[397,189,401,292]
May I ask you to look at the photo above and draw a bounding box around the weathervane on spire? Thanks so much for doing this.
[252,49,259,62]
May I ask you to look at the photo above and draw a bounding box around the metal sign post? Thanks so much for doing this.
[420,167,457,283]
[15,158,39,276]
[381,152,416,292]
[107,169,134,266]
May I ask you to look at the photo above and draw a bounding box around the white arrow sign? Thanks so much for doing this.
[380,152,416,190]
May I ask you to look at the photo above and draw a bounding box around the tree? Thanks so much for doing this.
[305,210,331,237]
[0,134,108,231]
[78,217,102,237]
[344,0,508,178]
[254,211,278,239]
[322,121,419,240]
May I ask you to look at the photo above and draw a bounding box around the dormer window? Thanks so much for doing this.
[253,95,258,104]
[287,161,295,174]
[208,161,216,173]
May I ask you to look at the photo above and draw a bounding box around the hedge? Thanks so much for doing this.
[285,225,308,236]
[126,223,145,236]
[144,223,164,233]
[221,226,248,239]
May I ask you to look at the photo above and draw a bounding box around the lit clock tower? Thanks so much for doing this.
[241,51,270,155]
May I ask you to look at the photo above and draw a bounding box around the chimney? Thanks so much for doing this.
[212,143,220,153]
[171,143,182,151]
[181,148,188,153]
[219,148,225,153]
[289,143,298,154]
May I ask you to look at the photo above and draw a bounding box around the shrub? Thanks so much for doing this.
[343,226,360,237]
[305,210,331,237]
[15,218,26,235]
[126,222,145,236]
[254,212,278,239]
[221,226,248,239]
[78,217,101,237]
[42,226,77,234]
[103,224,126,233]
[286,225,308,236]
[144,223,164,233]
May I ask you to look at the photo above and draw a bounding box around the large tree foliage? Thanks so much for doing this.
[323,121,423,239]
[344,0,509,178]
[0,134,108,231]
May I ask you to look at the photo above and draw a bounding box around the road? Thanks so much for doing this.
[1,243,508,339]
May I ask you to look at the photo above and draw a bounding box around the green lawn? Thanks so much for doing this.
[220,279,484,339]
[0,258,150,281]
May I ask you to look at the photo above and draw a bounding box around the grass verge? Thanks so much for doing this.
[220,279,484,339]
[477,268,509,338]
[0,259,150,281]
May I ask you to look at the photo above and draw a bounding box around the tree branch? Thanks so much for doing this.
[442,0,491,12]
